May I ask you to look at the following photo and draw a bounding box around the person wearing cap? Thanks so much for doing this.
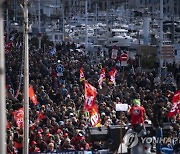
[78,136,90,150]
[152,98,165,154]
[127,99,147,153]
[128,99,146,134]
[29,141,40,153]
[71,130,84,149]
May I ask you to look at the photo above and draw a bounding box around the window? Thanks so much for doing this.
[164,8,166,14]
[150,7,152,12]
[55,35,58,40]
[99,2,102,10]
[112,40,119,43]
[48,35,52,40]
[174,50,177,55]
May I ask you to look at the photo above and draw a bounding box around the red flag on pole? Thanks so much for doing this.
[80,68,85,82]
[84,81,97,110]
[108,67,117,85]
[90,103,101,127]
[168,90,180,117]
[13,108,24,128]
[29,86,38,105]
[98,68,106,89]
[84,81,101,127]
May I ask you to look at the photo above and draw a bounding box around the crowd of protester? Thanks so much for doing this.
[5,31,180,153]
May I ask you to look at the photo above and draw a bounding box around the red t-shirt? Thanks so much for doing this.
[130,106,145,125]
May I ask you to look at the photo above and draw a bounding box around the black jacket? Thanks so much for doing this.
[152,104,164,128]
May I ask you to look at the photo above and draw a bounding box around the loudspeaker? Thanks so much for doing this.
[108,125,127,151]
[88,127,108,141]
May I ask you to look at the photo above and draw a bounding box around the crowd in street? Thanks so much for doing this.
[5,31,180,153]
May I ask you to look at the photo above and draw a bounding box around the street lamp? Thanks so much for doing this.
[22,0,29,153]
[0,0,7,154]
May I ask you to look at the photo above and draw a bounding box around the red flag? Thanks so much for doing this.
[168,90,180,117]
[84,81,97,111]
[108,67,117,85]
[84,81,100,127]
[37,111,46,120]
[80,68,85,82]
[90,103,101,127]
[29,86,38,105]
[13,108,24,128]
[98,68,106,89]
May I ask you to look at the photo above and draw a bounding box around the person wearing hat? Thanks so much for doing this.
[128,99,146,134]
[152,98,165,154]
[127,99,147,153]
[29,141,40,153]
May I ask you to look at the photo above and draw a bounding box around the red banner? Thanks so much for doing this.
[84,81,100,127]
[29,85,38,105]
[168,90,180,117]
[90,104,101,127]
[108,67,117,86]
[80,68,85,82]
[13,108,24,128]
[98,68,106,89]
[84,81,97,110]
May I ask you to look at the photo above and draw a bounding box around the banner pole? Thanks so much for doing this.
[120,112,123,154]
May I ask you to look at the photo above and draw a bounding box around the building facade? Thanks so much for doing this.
[128,0,180,18]
[63,0,125,15]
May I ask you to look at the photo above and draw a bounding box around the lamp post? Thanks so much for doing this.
[159,0,163,77]
[6,7,9,41]
[0,0,6,154]
[106,0,109,38]
[23,0,29,153]
[61,0,64,41]
[85,0,88,50]
[38,0,41,49]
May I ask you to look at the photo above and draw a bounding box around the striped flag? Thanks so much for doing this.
[108,67,117,86]
[98,68,106,89]
[168,90,180,117]
[84,81,100,127]
[80,68,85,82]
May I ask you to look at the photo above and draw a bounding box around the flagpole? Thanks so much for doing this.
[120,112,123,154]
[0,1,6,154]
[61,0,64,41]
[85,0,88,50]
[159,0,163,77]
[38,0,41,49]
[23,0,29,153]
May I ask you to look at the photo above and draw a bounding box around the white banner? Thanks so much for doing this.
[116,104,129,111]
